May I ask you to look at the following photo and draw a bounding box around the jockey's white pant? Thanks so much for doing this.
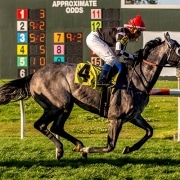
[86,31,118,67]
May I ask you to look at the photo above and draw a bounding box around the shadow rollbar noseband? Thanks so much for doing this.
[166,41,180,67]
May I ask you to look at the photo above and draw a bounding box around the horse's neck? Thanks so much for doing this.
[130,45,167,93]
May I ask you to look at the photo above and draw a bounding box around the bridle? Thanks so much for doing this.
[127,34,180,94]
[142,40,180,67]
[142,59,171,67]
[142,59,159,67]
[129,40,179,93]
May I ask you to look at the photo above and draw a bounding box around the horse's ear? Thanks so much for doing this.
[164,32,170,43]
[164,32,170,41]
[164,32,172,47]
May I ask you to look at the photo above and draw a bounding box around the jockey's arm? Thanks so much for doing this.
[115,35,134,60]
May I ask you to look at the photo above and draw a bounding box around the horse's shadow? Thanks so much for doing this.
[0,157,179,168]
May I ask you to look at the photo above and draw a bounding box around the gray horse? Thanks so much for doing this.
[0,32,180,160]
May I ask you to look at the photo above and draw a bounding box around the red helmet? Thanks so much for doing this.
[124,15,146,31]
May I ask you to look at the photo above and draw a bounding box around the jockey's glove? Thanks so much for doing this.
[128,54,134,60]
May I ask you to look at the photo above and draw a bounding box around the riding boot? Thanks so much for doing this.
[112,62,122,84]
[115,62,122,73]
[97,64,112,86]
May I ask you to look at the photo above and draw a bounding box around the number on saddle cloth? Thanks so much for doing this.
[74,62,120,89]
[74,62,101,90]
[78,64,90,82]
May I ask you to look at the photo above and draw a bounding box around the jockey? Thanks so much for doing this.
[86,14,146,86]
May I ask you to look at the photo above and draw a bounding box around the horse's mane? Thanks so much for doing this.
[142,37,162,59]
[132,37,162,64]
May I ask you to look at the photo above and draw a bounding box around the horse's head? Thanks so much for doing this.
[164,32,180,67]
[128,33,180,93]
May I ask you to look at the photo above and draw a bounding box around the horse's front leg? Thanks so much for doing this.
[122,114,153,154]
[80,119,122,153]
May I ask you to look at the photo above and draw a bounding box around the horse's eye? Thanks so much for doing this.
[176,47,180,57]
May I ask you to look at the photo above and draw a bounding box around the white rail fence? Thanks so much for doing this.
[19,87,180,142]
[19,69,180,142]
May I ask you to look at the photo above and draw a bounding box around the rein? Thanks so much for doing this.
[142,44,176,68]
[129,48,171,94]
[142,59,172,67]
[142,40,180,68]
[142,59,157,66]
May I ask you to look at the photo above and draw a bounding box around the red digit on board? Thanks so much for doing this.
[92,10,96,19]
[17,9,28,19]
[97,10,100,18]
[91,9,101,19]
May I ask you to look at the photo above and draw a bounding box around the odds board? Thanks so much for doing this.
[0,0,120,78]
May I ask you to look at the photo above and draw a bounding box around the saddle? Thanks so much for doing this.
[74,62,120,117]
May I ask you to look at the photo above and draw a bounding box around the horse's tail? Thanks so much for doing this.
[0,74,33,105]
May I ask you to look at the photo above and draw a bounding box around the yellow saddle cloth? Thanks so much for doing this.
[74,62,119,91]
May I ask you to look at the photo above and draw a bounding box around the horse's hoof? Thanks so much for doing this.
[72,144,88,159]
[56,149,64,161]
[81,152,88,159]
[73,144,82,152]
[122,146,130,154]
[73,144,84,152]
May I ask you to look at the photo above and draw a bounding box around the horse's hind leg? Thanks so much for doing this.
[34,110,64,160]
[80,118,123,154]
[50,109,87,159]
[122,114,153,154]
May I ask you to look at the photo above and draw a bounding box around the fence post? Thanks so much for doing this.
[176,68,180,142]
[20,100,25,139]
